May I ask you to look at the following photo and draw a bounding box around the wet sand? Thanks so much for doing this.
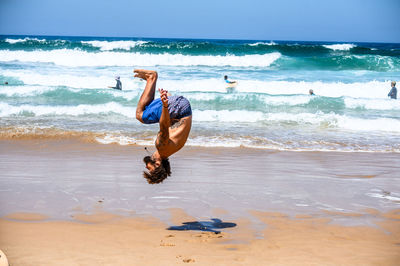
[0,139,399,265]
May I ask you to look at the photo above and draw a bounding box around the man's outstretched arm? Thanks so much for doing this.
[156,88,170,148]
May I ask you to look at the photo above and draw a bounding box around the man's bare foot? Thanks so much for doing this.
[133,69,158,81]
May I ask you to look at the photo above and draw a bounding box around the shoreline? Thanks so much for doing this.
[1,129,399,154]
[1,139,399,265]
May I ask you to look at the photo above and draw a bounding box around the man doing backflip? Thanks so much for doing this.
[134,69,192,184]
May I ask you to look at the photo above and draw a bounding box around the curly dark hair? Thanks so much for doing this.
[143,158,171,184]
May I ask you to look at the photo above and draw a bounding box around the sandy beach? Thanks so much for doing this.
[2,0,400,264]
[0,139,399,265]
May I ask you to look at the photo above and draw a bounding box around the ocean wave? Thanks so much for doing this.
[187,93,312,107]
[221,80,389,99]
[336,115,400,132]
[1,125,398,152]
[2,37,400,59]
[277,53,399,71]
[0,85,55,97]
[247,41,277,46]
[4,101,400,133]
[81,40,149,51]
[344,97,400,110]
[0,69,143,91]
[4,37,48,44]
[185,136,400,152]
[0,71,394,100]
[0,102,136,118]
[265,112,400,132]
[88,132,400,152]
[5,83,397,113]
[193,110,400,133]
[0,49,281,67]
[158,79,392,99]
[323,44,356,51]
[194,109,265,123]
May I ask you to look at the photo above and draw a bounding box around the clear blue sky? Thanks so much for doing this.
[0,0,399,42]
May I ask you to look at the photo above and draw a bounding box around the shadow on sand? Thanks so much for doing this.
[167,218,237,234]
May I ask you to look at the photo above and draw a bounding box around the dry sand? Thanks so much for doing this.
[0,209,399,266]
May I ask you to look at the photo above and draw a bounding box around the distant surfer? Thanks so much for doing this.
[4,82,8,85]
[224,75,237,87]
[134,69,192,184]
[108,76,122,90]
[387,81,397,99]
[309,89,315,95]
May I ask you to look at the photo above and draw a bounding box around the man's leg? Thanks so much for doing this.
[134,69,158,123]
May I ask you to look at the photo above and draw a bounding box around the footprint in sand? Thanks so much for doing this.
[176,255,195,263]
[159,239,175,246]
[189,232,224,242]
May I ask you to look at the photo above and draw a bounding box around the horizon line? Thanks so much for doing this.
[1,33,399,45]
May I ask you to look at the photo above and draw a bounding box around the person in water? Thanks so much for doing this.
[224,75,236,84]
[108,76,122,90]
[309,89,315,95]
[388,81,397,99]
[134,69,192,184]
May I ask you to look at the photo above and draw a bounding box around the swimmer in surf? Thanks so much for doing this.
[108,76,122,90]
[388,81,397,99]
[224,75,236,85]
[134,69,192,184]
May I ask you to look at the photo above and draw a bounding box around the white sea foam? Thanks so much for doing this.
[248,41,276,46]
[1,69,394,100]
[336,115,400,132]
[93,134,400,152]
[4,37,47,44]
[0,82,141,102]
[323,44,356,51]
[265,112,400,132]
[194,110,400,133]
[95,134,252,148]
[0,85,54,97]
[81,40,148,51]
[188,93,311,107]
[145,78,391,99]
[2,101,398,133]
[175,79,390,99]
[0,49,281,67]
[345,97,400,110]
[0,102,136,118]
[194,109,265,123]
[96,134,148,146]
[263,95,311,106]
[231,80,390,99]
[366,191,400,202]
[1,69,142,91]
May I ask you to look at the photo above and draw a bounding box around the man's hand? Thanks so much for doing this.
[159,88,169,108]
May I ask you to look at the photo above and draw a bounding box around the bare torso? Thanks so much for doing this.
[156,115,192,158]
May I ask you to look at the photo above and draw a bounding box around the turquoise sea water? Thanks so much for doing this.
[0,35,400,152]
